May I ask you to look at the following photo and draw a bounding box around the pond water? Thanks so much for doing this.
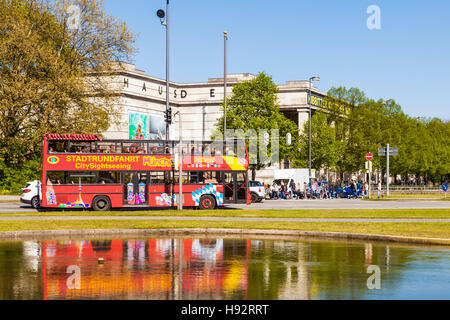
[0,236,448,300]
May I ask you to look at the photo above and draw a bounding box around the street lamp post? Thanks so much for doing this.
[174,111,183,210]
[223,31,228,138]
[157,1,170,141]
[308,76,320,182]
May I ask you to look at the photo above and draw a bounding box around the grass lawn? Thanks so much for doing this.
[386,193,447,198]
[366,197,450,202]
[0,208,450,219]
[0,220,448,240]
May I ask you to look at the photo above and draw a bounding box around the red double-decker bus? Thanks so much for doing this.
[41,134,250,210]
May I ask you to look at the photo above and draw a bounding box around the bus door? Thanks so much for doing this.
[223,172,248,204]
[123,172,148,206]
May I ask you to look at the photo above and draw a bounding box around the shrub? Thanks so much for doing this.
[0,160,41,195]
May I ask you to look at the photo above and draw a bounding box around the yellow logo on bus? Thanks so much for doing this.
[143,156,172,168]
[47,156,60,165]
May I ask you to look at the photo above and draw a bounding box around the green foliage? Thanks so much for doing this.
[326,86,450,184]
[0,159,41,194]
[298,112,345,171]
[214,72,301,172]
[0,0,136,165]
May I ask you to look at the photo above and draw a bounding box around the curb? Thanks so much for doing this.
[0,228,448,246]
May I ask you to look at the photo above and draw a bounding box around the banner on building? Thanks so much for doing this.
[129,112,148,140]
[149,115,166,140]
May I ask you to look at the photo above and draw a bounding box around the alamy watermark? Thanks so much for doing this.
[366,5,381,30]
[66,265,81,290]
[180,129,284,167]
[366,265,381,290]
[66,5,81,31]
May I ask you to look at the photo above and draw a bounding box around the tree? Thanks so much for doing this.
[0,0,136,165]
[298,112,345,173]
[213,72,300,180]
[324,86,449,185]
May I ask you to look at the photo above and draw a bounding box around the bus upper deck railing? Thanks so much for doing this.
[46,138,248,158]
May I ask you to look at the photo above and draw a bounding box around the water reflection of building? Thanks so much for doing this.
[277,242,310,300]
[246,240,312,300]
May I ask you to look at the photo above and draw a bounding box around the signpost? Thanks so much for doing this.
[378,147,398,156]
[443,183,448,199]
[378,144,399,197]
[365,155,373,198]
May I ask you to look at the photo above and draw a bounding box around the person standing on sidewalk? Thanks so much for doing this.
[303,182,308,200]
[377,181,382,198]
[364,181,369,198]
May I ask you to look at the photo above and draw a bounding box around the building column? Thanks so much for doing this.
[297,111,309,135]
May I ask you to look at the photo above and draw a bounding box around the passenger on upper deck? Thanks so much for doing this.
[82,146,91,153]
[225,147,235,156]
[202,145,210,156]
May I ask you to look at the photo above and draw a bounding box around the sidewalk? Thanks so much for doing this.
[0,216,448,223]
[0,195,20,201]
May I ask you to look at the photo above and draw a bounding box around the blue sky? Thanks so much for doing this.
[103,0,450,120]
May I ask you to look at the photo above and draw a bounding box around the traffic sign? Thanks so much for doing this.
[365,161,372,172]
[378,147,398,156]
[390,147,399,156]
[366,153,373,160]
[443,184,448,192]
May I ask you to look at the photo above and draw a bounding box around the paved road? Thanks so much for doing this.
[0,199,449,213]
[232,199,450,210]
[0,216,448,223]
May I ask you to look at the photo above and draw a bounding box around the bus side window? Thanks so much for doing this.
[149,172,165,184]
[98,171,119,184]
[49,141,67,153]
[47,172,66,184]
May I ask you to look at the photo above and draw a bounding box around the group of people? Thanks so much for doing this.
[188,145,238,157]
[49,143,173,155]
[49,141,241,157]
[267,180,315,200]
[267,179,373,200]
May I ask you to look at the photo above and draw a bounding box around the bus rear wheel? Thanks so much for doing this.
[93,196,111,211]
[199,195,216,210]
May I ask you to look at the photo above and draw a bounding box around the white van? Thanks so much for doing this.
[273,169,312,192]
[20,180,41,209]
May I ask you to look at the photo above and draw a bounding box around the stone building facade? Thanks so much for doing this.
[106,63,326,141]
[104,63,329,182]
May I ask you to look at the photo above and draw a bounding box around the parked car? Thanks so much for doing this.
[20,180,41,209]
[249,180,266,203]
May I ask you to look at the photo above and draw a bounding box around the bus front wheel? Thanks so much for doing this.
[199,195,216,210]
[92,196,111,211]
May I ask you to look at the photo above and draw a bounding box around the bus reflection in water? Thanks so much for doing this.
[41,238,251,300]
[41,134,250,210]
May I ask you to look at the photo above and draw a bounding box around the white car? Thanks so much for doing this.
[20,180,41,209]
[249,180,266,203]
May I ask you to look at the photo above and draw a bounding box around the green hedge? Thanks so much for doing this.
[0,160,41,195]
